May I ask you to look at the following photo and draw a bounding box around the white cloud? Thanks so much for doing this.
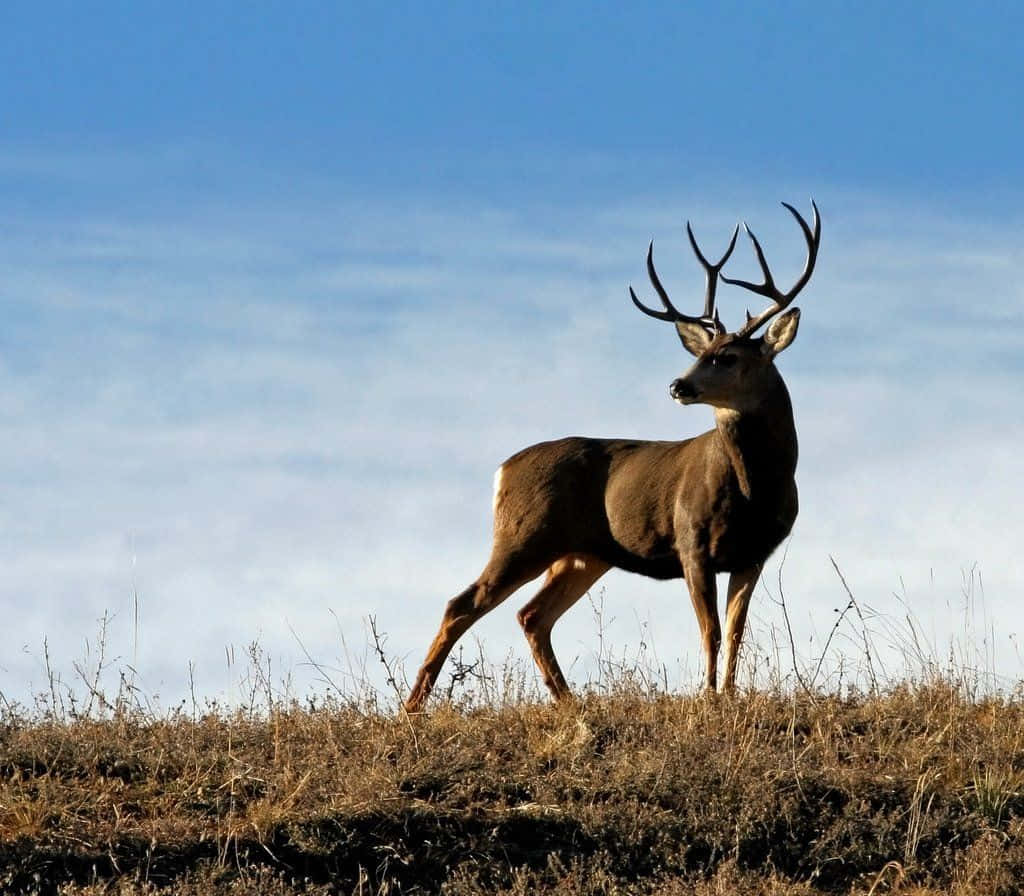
[1,164,1022,708]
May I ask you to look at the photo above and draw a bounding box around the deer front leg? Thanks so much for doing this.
[682,555,720,691]
[722,564,761,692]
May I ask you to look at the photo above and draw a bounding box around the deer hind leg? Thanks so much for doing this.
[516,554,610,703]
[721,565,761,693]
[682,557,721,691]
[404,548,550,713]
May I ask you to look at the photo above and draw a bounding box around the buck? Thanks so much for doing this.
[405,201,820,712]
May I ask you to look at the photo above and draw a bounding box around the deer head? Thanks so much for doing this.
[630,201,821,412]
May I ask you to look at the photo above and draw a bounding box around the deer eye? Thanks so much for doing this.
[711,353,736,368]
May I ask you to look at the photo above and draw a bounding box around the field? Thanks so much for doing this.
[2,582,1023,896]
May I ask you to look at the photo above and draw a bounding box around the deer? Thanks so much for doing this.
[404,200,820,712]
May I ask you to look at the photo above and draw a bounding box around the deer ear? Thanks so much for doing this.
[675,320,714,357]
[761,308,801,357]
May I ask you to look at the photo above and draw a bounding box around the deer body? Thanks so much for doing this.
[405,202,819,712]
[497,403,796,581]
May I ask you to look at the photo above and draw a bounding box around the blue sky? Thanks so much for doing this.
[1,3,1023,707]
[5,3,1022,196]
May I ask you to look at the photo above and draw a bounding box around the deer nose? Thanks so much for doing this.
[670,378,697,402]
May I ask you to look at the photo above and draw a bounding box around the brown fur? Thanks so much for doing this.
[406,202,818,711]
[405,347,799,712]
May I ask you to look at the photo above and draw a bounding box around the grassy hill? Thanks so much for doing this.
[2,670,1023,895]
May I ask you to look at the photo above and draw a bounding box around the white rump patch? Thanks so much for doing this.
[492,465,504,513]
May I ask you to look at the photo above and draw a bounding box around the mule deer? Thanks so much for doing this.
[405,201,820,711]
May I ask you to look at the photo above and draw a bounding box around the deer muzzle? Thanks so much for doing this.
[669,377,699,404]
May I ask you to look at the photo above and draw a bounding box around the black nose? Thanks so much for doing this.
[669,379,696,401]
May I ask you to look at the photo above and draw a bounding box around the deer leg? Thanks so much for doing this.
[404,552,548,713]
[722,565,761,693]
[683,557,720,691]
[516,553,610,703]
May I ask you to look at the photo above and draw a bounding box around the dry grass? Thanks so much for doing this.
[2,566,1020,894]
[2,674,1024,895]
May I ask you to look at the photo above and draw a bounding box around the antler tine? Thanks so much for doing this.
[649,241,686,318]
[629,242,681,321]
[629,240,717,327]
[778,200,821,299]
[722,199,821,339]
[687,222,738,322]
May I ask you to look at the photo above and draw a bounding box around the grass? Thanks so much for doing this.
[3,682,1024,895]
[2,572,1024,894]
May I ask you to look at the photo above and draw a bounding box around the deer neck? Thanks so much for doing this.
[713,381,797,501]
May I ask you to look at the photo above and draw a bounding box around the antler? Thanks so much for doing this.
[722,200,821,339]
[630,223,740,335]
